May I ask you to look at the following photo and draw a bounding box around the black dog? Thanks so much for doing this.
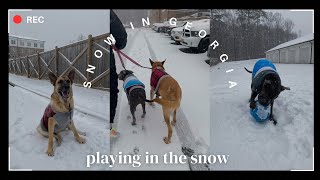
[245,59,290,125]
[118,70,146,125]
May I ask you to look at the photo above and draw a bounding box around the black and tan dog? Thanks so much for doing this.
[146,59,182,144]
[36,69,85,156]
[118,70,146,125]
[245,59,290,125]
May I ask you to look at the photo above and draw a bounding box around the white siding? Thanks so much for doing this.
[266,51,278,63]
[267,41,314,64]
[311,41,314,64]
[299,43,311,64]
[272,51,279,63]
[280,49,288,63]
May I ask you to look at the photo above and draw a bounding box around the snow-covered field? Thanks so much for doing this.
[111,28,210,170]
[9,74,110,170]
[209,59,314,170]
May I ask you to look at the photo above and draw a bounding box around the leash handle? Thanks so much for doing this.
[111,45,151,70]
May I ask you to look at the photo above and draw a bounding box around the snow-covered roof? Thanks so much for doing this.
[9,35,44,41]
[266,33,313,52]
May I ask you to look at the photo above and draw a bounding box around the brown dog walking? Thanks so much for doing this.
[147,59,182,144]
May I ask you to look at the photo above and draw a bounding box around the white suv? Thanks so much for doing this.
[181,19,210,53]
[171,26,184,43]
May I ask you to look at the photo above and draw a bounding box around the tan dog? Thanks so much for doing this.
[147,59,182,144]
[36,69,85,156]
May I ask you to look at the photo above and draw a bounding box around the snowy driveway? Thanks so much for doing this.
[111,28,210,170]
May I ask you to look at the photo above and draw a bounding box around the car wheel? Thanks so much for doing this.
[197,37,210,53]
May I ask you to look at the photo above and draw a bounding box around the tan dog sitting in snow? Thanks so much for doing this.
[36,69,85,156]
[146,59,182,144]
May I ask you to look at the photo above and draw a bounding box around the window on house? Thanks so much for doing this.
[27,42,31,47]
[40,43,44,48]
[34,43,37,47]
[20,41,24,46]
[11,40,16,44]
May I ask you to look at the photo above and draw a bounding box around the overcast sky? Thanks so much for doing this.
[9,10,110,51]
[265,9,313,36]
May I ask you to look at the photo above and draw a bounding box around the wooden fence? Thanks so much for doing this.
[8,33,110,90]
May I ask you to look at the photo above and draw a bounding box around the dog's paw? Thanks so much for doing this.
[163,137,171,144]
[47,148,54,156]
[141,114,146,118]
[171,121,176,126]
[56,138,62,146]
[250,102,256,109]
[148,102,155,107]
[269,116,277,125]
[76,137,86,144]
[55,135,62,146]
[132,121,136,126]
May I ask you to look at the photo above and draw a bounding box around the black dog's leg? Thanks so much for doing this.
[269,100,277,125]
[141,102,146,118]
[130,105,136,125]
[126,93,130,105]
[250,91,258,109]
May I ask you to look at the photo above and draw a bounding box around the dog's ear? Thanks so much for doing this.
[281,85,290,91]
[48,72,57,86]
[68,69,75,83]
[117,73,122,80]
[149,58,154,65]
[161,59,166,65]
[126,70,134,74]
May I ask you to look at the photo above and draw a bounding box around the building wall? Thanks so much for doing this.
[266,50,280,63]
[311,41,314,64]
[9,46,44,59]
[9,37,44,49]
[9,36,45,58]
[266,40,314,64]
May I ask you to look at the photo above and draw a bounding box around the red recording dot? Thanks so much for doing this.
[13,15,22,24]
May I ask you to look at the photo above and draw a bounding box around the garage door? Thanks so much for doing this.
[299,46,310,64]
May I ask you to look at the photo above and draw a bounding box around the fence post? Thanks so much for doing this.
[20,58,23,75]
[55,46,59,76]
[26,56,30,78]
[87,34,93,82]
[14,57,16,74]
[37,52,41,79]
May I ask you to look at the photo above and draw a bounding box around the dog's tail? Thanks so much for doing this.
[145,98,177,105]
[244,67,252,73]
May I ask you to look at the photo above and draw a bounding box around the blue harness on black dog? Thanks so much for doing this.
[251,59,280,93]
[123,75,145,96]
[250,59,280,122]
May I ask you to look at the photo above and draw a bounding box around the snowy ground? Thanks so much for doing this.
[209,59,314,170]
[111,28,210,170]
[9,74,110,170]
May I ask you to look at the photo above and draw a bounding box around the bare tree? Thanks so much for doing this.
[208,9,298,62]
[284,18,295,40]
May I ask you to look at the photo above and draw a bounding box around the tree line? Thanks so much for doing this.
[208,9,298,63]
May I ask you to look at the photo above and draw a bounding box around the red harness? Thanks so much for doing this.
[150,68,169,94]
[41,105,56,130]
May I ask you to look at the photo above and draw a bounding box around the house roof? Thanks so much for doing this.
[9,35,44,42]
[266,33,313,53]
